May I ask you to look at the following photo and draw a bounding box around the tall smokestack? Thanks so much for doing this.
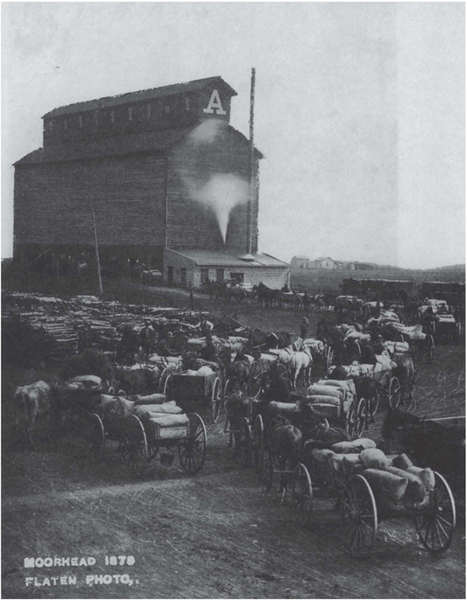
[246,68,256,255]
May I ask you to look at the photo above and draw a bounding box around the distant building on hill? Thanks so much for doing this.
[291,255,311,269]
[311,256,335,270]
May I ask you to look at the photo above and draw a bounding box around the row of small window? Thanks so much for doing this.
[50,97,191,131]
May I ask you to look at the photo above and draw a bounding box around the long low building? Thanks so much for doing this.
[164,248,290,288]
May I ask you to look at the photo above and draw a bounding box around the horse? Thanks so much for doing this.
[268,418,303,503]
[393,353,416,403]
[278,344,313,391]
[253,282,277,308]
[381,408,465,499]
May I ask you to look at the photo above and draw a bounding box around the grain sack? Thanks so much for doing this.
[320,380,356,394]
[267,401,299,416]
[134,404,182,419]
[185,370,198,376]
[360,448,389,470]
[311,448,336,463]
[391,454,413,469]
[100,394,118,408]
[115,397,135,417]
[70,375,102,388]
[363,469,408,503]
[197,366,213,376]
[134,393,167,406]
[387,466,426,503]
[406,466,436,491]
[307,385,341,399]
[308,395,341,407]
[148,414,189,428]
[332,438,376,454]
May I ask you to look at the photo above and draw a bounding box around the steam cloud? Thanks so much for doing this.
[175,120,250,243]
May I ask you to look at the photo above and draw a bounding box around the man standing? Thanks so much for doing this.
[140,319,155,361]
[157,331,179,357]
[300,317,309,340]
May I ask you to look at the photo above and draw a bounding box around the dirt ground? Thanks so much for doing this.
[2,284,465,599]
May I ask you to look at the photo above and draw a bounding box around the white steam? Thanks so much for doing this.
[191,174,249,242]
[189,119,223,143]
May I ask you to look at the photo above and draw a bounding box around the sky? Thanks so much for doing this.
[2,2,465,269]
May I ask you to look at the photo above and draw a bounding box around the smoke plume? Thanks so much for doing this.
[175,120,250,243]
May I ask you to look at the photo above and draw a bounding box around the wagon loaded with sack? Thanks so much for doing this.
[291,441,456,555]
[56,378,207,478]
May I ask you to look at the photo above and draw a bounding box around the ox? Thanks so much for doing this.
[13,381,51,448]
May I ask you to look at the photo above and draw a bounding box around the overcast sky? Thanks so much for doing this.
[2,2,464,269]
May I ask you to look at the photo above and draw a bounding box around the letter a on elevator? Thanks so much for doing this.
[203,90,226,115]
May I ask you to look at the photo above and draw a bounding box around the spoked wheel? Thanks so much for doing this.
[414,472,456,554]
[427,335,435,363]
[368,383,380,418]
[292,463,313,526]
[253,414,265,477]
[247,361,264,398]
[345,401,358,439]
[341,474,378,553]
[263,447,274,492]
[355,398,367,438]
[88,413,105,462]
[277,363,288,381]
[159,367,173,398]
[239,418,252,467]
[211,377,222,423]
[388,376,402,409]
[125,415,148,478]
[178,413,207,474]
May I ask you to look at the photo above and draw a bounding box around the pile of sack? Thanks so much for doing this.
[302,379,356,419]
[391,322,426,340]
[383,340,410,358]
[101,392,189,440]
[312,441,435,504]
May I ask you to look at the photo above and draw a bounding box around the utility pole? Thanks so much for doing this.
[246,67,256,255]
[92,207,104,296]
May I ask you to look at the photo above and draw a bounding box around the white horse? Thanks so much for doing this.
[278,342,313,391]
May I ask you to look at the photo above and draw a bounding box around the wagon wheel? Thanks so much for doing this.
[263,447,274,492]
[341,474,378,553]
[211,377,222,423]
[253,414,265,477]
[247,361,264,398]
[178,413,207,474]
[345,400,358,439]
[414,472,456,554]
[355,398,367,438]
[388,376,402,409]
[125,415,148,478]
[88,413,105,463]
[426,335,435,363]
[276,363,288,382]
[159,367,173,398]
[292,463,313,526]
[239,418,252,468]
[368,383,380,418]
[117,389,127,397]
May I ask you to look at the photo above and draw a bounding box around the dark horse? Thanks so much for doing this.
[253,282,278,308]
[393,353,416,403]
[381,408,465,500]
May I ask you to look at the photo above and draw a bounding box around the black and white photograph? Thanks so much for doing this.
[2,2,465,598]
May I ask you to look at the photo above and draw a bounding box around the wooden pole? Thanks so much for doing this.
[91,207,104,296]
[246,67,256,255]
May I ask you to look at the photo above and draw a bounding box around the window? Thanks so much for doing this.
[48,120,54,130]
[94,112,99,126]
[180,268,187,285]
[185,97,190,111]
[147,104,151,118]
[110,110,115,123]
[200,268,209,283]
[230,273,244,284]
[128,107,133,121]
[216,269,224,282]
[64,118,68,130]
[79,115,83,128]
[164,104,170,114]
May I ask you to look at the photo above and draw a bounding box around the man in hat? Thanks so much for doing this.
[140,319,156,361]
[262,362,290,403]
[197,332,218,363]
[157,331,178,357]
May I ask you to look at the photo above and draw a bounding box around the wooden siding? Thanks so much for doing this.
[14,155,167,248]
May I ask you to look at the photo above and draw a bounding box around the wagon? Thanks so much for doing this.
[285,446,457,555]
[159,365,224,423]
[56,381,207,478]
[388,322,435,362]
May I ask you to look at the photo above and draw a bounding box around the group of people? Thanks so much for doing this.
[116,314,217,365]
